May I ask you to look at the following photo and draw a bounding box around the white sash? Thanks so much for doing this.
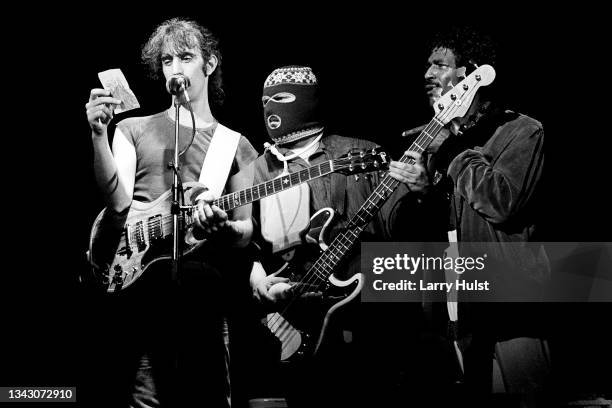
[199,123,241,197]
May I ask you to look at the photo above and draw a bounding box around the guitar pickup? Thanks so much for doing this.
[121,226,133,257]
[148,214,163,242]
[134,221,147,252]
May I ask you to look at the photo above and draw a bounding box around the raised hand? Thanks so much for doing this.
[86,88,122,136]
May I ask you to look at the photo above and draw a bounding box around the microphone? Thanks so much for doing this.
[166,75,190,95]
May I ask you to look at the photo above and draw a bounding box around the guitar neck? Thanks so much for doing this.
[141,160,337,243]
[304,117,446,285]
[212,159,335,212]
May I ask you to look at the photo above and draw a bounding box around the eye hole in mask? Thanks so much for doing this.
[262,92,296,107]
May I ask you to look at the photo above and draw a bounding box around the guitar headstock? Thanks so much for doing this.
[333,148,389,175]
[434,64,496,124]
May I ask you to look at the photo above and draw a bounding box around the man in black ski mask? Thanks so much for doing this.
[248,66,426,407]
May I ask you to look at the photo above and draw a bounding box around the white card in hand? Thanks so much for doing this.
[98,68,140,114]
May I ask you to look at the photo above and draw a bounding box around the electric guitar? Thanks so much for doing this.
[87,149,389,293]
[266,65,496,360]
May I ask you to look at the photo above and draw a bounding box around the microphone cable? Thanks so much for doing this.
[176,88,196,158]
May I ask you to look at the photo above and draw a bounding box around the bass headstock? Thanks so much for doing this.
[434,64,496,124]
[333,148,389,176]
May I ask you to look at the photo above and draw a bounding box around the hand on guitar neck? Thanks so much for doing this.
[389,150,432,194]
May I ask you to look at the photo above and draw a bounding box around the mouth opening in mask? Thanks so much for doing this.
[267,114,281,130]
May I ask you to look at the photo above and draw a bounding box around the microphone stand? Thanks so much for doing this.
[169,94,184,283]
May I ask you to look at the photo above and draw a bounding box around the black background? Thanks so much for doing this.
[3,5,610,405]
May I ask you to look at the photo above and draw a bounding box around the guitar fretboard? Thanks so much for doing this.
[214,160,334,212]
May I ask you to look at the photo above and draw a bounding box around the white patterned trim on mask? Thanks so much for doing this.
[264,66,317,88]
[272,126,325,146]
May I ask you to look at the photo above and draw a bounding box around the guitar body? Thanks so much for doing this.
[88,182,205,292]
[265,208,364,361]
[267,273,363,362]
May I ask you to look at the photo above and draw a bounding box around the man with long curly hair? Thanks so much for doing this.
[85,18,257,407]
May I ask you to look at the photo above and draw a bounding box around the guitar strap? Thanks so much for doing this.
[198,123,241,197]
[444,230,464,373]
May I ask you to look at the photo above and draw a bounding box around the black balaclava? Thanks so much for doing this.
[262,66,324,146]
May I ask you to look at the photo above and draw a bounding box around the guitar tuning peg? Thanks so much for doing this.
[371,147,377,155]
[354,174,360,181]
[360,150,365,158]
[373,160,379,168]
